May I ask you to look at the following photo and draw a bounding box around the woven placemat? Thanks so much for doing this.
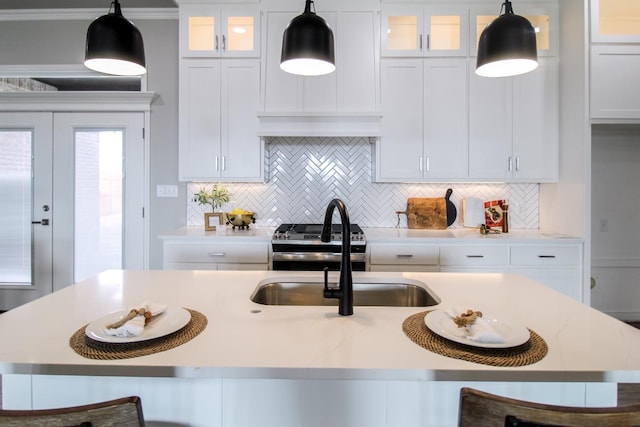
[69,309,207,360]
[403,310,548,367]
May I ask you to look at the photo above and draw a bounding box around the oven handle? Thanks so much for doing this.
[272,252,366,262]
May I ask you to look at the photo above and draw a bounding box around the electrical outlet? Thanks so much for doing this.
[156,185,178,198]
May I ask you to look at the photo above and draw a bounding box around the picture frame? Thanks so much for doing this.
[204,213,224,231]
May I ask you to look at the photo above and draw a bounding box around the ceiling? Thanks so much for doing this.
[0,0,177,9]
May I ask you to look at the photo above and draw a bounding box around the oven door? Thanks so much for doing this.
[272,243,367,271]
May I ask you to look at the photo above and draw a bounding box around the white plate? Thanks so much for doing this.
[85,306,191,343]
[424,309,530,349]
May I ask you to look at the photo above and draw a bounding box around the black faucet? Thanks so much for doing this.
[321,199,353,316]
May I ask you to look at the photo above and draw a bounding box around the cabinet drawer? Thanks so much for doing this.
[369,244,439,266]
[164,242,269,264]
[510,246,580,267]
[439,245,508,266]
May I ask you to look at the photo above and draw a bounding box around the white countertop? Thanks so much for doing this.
[159,226,581,244]
[0,270,636,382]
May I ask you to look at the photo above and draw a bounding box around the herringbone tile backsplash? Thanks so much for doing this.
[187,137,538,228]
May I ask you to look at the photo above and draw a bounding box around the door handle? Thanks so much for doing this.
[32,219,49,226]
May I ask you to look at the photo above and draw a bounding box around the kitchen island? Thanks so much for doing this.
[1,270,639,426]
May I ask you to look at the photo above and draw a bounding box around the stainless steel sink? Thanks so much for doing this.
[250,278,440,307]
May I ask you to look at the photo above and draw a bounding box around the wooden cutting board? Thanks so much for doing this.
[405,197,448,229]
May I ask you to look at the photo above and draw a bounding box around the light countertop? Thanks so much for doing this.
[159,226,581,244]
[0,270,636,382]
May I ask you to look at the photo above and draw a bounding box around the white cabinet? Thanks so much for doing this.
[163,241,269,270]
[590,0,640,43]
[178,59,263,181]
[590,45,640,120]
[178,3,260,58]
[369,243,439,272]
[381,5,469,57]
[509,245,583,300]
[262,10,379,113]
[468,58,559,182]
[376,58,468,181]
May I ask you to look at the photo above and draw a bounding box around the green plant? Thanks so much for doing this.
[192,183,231,212]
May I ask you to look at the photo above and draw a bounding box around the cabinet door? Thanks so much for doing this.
[591,45,640,119]
[381,5,423,57]
[179,60,222,180]
[180,4,218,58]
[378,59,424,180]
[512,58,558,182]
[221,60,263,180]
[180,5,260,58]
[591,0,640,43]
[263,11,301,112]
[221,8,260,58]
[381,6,467,57]
[468,65,512,180]
[471,5,556,57]
[424,58,468,179]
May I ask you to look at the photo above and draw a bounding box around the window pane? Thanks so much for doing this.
[0,131,32,284]
[74,130,123,282]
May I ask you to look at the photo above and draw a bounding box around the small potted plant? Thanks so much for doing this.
[192,183,230,230]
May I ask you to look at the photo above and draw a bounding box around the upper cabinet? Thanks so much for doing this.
[591,0,640,43]
[469,58,559,182]
[470,4,557,57]
[179,3,260,58]
[381,5,469,57]
[590,0,640,120]
[262,8,379,113]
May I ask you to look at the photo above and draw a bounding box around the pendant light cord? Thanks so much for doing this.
[109,0,122,16]
[304,0,316,15]
[501,0,514,16]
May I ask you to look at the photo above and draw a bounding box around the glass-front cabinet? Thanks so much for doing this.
[591,0,640,42]
[381,6,469,57]
[470,5,556,57]
[179,4,260,58]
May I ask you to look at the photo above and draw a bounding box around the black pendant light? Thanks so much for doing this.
[280,0,335,76]
[476,0,537,78]
[84,0,146,76]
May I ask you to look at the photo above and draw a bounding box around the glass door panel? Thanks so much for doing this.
[227,15,255,52]
[430,15,461,50]
[599,0,640,35]
[74,130,124,283]
[475,13,551,54]
[387,15,419,51]
[0,131,32,284]
[188,16,216,52]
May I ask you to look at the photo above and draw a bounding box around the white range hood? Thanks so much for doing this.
[257,112,382,137]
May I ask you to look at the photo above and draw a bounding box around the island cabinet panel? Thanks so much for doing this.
[262,10,379,113]
[163,241,269,270]
[369,243,439,271]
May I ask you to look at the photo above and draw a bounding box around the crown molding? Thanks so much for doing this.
[0,8,177,21]
[0,91,156,112]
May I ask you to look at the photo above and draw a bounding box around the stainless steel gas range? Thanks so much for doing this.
[271,223,366,271]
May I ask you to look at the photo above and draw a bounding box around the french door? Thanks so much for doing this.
[0,112,145,310]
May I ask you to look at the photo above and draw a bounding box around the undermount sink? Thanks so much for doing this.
[250,278,440,307]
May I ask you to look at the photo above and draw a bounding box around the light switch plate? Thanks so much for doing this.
[157,185,178,198]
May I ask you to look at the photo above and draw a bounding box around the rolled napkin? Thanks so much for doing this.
[104,302,168,337]
[444,307,504,344]
[467,316,504,344]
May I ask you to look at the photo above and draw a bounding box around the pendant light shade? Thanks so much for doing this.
[476,0,537,78]
[280,0,335,77]
[84,0,146,76]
